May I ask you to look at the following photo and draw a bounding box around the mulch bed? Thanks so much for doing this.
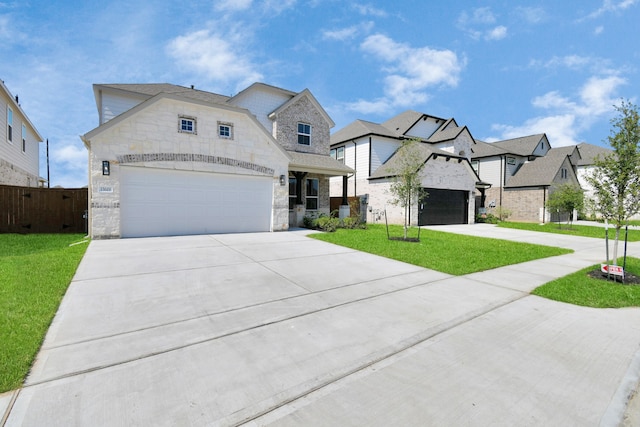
[587,268,640,285]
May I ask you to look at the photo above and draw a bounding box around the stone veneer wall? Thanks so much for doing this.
[274,96,330,155]
[0,158,40,187]
[494,187,546,222]
[87,97,289,238]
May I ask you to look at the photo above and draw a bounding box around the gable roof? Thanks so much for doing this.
[576,142,612,166]
[427,122,467,143]
[505,147,577,188]
[268,88,335,128]
[94,83,231,106]
[331,119,400,144]
[368,143,458,179]
[0,79,44,142]
[471,140,510,158]
[381,110,448,136]
[491,134,547,157]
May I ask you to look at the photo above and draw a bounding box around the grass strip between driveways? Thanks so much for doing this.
[532,257,640,308]
[309,224,571,275]
[498,221,640,241]
[0,234,88,393]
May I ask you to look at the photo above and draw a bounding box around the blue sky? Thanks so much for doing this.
[1,0,638,187]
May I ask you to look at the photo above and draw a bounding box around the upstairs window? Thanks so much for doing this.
[7,107,13,143]
[218,122,233,139]
[298,123,311,145]
[22,124,26,152]
[561,168,568,179]
[179,116,196,134]
[330,146,345,163]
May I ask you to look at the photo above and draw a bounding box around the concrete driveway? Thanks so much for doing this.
[3,225,640,426]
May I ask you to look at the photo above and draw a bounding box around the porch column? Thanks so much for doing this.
[292,171,307,226]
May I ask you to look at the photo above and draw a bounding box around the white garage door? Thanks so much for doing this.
[120,167,273,238]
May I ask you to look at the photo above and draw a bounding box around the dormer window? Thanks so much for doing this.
[178,116,196,134]
[298,123,311,145]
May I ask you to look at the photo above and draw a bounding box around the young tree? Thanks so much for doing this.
[585,100,640,263]
[388,138,428,240]
[546,183,584,228]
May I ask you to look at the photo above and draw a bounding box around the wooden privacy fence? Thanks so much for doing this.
[0,185,88,233]
[330,196,361,217]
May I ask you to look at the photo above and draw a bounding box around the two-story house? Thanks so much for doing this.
[82,83,352,238]
[472,135,582,222]
[330,110,483,226]
[0,80,43,187]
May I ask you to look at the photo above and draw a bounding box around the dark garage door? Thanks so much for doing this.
[418,188,468,225]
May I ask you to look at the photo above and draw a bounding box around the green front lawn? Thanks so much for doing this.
[0,234,88,392]
[533,257,640,308]
[498,221,640,241]
[310,224,571,275]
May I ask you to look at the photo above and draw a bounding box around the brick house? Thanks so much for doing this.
[472,135,582,222]
[329,110,483,225]
[0,80,43,187]
[82,83,352,238]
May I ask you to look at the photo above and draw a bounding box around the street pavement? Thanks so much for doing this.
[2,224,640,426]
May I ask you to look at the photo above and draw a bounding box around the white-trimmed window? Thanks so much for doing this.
[306,178,318,210]
[178,116,196,134]
[330,146,345,163]
[218,122,233,139]
[298,123,311,145]
[22,123,26,152]
[7,107,13,143]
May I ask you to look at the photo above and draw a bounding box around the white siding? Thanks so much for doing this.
[101,92,146,124]
[0,94,41,185]
[228,88,292,135]
[477,156,503,187]
[405,116,441,139]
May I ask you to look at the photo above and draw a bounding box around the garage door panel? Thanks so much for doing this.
[120,167,273,237]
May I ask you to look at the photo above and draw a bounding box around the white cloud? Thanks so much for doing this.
[486,26,507,40]
[322,22,373,41]
[214,0,253,11]
[580,0,638,21]
[491,75,627,146]
[594,25,604,35]
[166,29,263,91]
[345,34,464,115]
[353,3,388,17]
[457,7,507,41]
[515,6,546,24]
[262,0,297,15]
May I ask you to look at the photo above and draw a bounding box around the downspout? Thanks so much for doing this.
[542,186,547,224]
[352,140,357,197]
[500,155,504,208]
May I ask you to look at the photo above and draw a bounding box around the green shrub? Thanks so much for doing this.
[317,216,340,232]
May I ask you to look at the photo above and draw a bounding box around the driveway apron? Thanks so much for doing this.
[3,225,640,426]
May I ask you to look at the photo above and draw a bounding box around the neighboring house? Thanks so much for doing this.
[472,134,582,222]
[0,80,43,187]
[329,110,483,225]
[82,83,352,239]
[574,142,613,218]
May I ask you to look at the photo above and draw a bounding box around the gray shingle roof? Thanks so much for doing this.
[471,140,509,158]
[331,119,399,145]
[491,134,546,156]
[505,147,576,187]
[96,83,232,105]
[576,142,612,165]
[287,151,354,176]
[369,143,454,179]
[427,122,465,143]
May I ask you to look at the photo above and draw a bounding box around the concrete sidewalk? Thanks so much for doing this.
[3,225,640,426]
